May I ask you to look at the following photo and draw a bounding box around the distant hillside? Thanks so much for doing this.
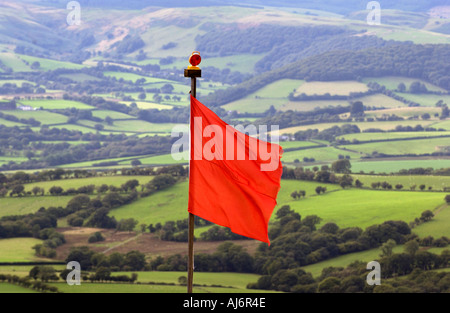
[34,0,448,13]
[204,43,450,106]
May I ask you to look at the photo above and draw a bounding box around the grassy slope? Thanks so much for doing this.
[351,159,450,174]
[22,176,154,193]
[0,238,50,262]
[286,188,445,229]
[0,283,38,293]
[0,196,74,218]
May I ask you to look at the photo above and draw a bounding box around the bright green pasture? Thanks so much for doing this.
[22,176,153,194]
[413,204,450,238]
[0,196,74,218]
[103,71,159,83]
[281,147,362,163]
[109,180,189,226]
[132,153,188,166]
[349,174,450,191]
[0,283,38,293]
[301,245,405,278]
[0,117,26,127]
[4,110,69,125]
[432,120,450,131]
[0,238,48,262]
[0,156,29,165]
[276,180,341,205]
[49,282,267,293]
[286,188,445,229]
[351,159,450,174]
[0,53,31,72]
[18,55,85,71]
[112,271,260,289]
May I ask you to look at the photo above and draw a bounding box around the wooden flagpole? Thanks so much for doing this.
[185,52,202,294]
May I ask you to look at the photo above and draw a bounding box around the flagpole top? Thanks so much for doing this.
[185,51,202,78]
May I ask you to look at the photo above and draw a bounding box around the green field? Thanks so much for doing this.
[285,188,445,229]
[18,100,94,110]
[341,137,450,155]
[339,131,450,142]
[112,271,260,289]
[0,196,74,218]
[0,53,31,72]
[413,204,450,238]
[301,245,405,278]
[0,238,49,262]
[109,180,189,226]
[49,281,267,293]
[395,93,450,107]
[22,176,153,194]
[278,120,436,135]
[109,178,444,232]
[4,110,69,125]
[0,283,38,293]
[131,153,188,166]
[18,55,85,71]
[281,146,362,163]
[351,159,450,174]
[349,174,450,191]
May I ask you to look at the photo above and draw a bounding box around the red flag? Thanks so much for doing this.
[188,96,283,244]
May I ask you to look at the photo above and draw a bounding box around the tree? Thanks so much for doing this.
[49,186,63,195]
[10,184,25,197]
[32,186,42,196]
[445,195,450,204]
[441,105,449,119]
[420,210,434,222]
[350,101,364,116]
[397,82,406,92]
[380,239,396,258]
[104,116,114,125]
[404,240,419,257]
[338,174,353,189]
[124,251,146,271]
[331,159,351,174]
[117,218,138,232]
[138,92,147,100]
[131,159,142,167]
[31,61,40,70]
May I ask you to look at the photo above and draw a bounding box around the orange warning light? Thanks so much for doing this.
[189,51,201,68]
